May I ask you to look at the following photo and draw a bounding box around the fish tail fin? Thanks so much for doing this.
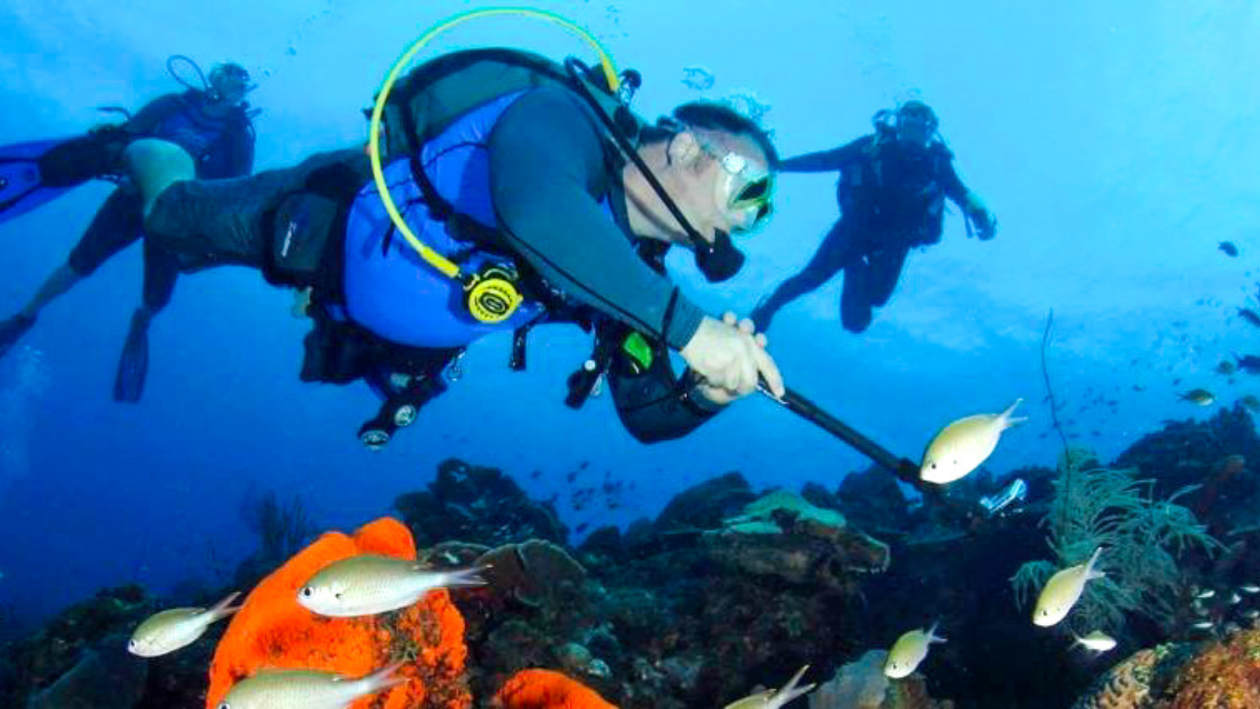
[1085,547,1106,580]
[362,661,411,694]
[209,591,243,621]
[1001,398,1026,428]
[927,620,947,644]
[443,565,490,589]
[773,665,815,706]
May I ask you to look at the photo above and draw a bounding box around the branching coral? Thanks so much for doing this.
[1011,448,1223,634]
[205,517,470,709]
[492,669,616,709]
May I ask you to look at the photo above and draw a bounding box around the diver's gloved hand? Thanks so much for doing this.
[680,312,784,403]
[964,191,997,240]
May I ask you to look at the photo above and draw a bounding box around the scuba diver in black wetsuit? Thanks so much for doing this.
[114,48,785,448]
[750,100,997,333]
[0,58,256,401]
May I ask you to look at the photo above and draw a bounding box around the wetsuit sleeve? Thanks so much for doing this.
[488,88,704,350]
[937,149,969,204]
[607,341,722,443]
[777,136,871,173]
[123,94,185,135]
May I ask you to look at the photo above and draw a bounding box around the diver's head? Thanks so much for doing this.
[206,62,253,106]
[628,101,777,281]
[895,100,938,148]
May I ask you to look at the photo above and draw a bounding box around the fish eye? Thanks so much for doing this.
[301,587,313,597]
[335,592,343,600]
[218,704,230,709]
[931,463,937,469]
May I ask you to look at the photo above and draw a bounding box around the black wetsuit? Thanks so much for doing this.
[753,134,975,333]
[61,91,254,309]
[142,85,722,443]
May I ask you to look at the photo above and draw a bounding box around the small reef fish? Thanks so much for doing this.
[298,555,486,617]
[1195,589,1217,600]
[1241,395,1260,412]
[1072,630,1117,653]
[1217,360,1237,375]
[1240,584,1260,594]
[1220,241,1240,257]
[1231,592,1243,605]
[1179,389,1215,406]
[1239,309,1260,327]
[1034,548,1105,627]
[217,664,406,708]
[920,399,1026,484]
[1191,621,1216,630]
[1244,609,1260,619]
[884,622,946,679]
[723,665,815,709]
[129,591,241,657]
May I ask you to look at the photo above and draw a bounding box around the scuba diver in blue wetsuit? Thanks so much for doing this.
[750,100,997,333]
[114,49,784,448]
[0,58,256,401]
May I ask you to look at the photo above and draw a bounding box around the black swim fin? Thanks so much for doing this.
[0,313,35,359]
[0,138,78,225]
[113,309,151,403]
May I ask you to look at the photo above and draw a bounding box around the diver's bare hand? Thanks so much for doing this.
[682,312,785,404]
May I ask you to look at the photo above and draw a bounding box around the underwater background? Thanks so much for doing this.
[2,1,1260,706]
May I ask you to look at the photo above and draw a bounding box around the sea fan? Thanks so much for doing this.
[1011,448,1222,635]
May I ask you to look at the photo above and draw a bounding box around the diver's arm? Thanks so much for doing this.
[123,94,186,135]
[776,136,871,173]
[607,338,723,443]
[939,153,996,238]
[488,88,703,350]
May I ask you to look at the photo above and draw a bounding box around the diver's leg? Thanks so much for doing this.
[0,187,143,357]
[840,255,875,333]
[751,218,854,330]
[143,149,366,274]
[112,242,179,402]
[865,247,910,307]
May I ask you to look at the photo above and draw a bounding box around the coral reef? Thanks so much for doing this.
[395,458,569,547]
[0,585,153,706]
[492,668,616,708]
[25,632,147,709]
[1162,629,1260,708]
[206,516,471,709]
[808,649,953,709]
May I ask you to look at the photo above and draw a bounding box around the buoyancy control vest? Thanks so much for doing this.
[340,49,642,349]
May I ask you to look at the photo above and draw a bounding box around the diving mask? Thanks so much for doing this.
[700,141,774,232]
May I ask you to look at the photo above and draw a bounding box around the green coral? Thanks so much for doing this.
[1011,448,1223,635]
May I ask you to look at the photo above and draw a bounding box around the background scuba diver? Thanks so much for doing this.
[0,57,256,401]
[750,100,997,333]
[117,49,784,449]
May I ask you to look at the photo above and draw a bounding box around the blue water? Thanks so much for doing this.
[0,0,1257,627]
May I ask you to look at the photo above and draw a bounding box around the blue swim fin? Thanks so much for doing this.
[113,309,150,403]
[0,138,78,225]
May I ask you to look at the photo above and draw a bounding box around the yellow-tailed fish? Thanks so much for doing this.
[298,554,486,617]
[884,622,946,679]
[921,399,1026,484]
[217,663,406,709]
[1071,630,1117,653]
[723,665,814,708]
[1033,547,1105,627]
[128,591,241,657]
